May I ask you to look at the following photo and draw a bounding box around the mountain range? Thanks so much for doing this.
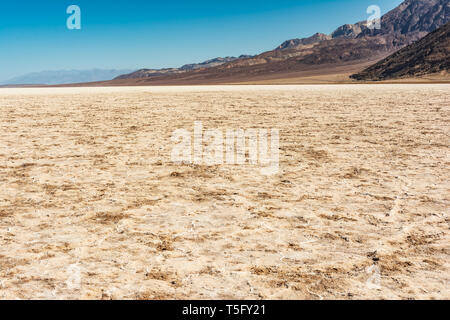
[115,55,254,80]
[11,0,448,86]
[107,0,449,85]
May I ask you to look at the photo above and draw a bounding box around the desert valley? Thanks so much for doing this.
[0,0,449,302]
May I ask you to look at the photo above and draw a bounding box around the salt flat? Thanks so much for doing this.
[0,84,448,299]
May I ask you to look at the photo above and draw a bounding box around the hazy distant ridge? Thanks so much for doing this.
[2,69,134,85]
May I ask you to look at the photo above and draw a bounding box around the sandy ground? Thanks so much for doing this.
[0,84,449,300]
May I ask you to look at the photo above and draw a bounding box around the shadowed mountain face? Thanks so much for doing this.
[113,0,450,84]
[351,22,450,80]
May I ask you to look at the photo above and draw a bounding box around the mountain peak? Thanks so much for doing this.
[277,32,332,50]
[331,0,449,39]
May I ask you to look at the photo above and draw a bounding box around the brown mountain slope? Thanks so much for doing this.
[351,22,450,80]
[115,55,253,80]
[277,33,332,50]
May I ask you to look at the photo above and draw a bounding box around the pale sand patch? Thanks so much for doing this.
[0,84,448,299]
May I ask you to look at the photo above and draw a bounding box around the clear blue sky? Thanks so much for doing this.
[0,0,403,81]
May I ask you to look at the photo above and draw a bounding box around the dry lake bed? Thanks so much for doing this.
[0,84,448,299]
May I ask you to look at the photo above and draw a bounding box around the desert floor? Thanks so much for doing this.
[0,84,448,300]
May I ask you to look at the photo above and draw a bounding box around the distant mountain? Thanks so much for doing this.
[109,0,450,84]
[351,22,450,80]
[277,33,332,50]
[114,68,182,80]
[2,69,134,85]
[115,55,253,80]
[180,55,253,71]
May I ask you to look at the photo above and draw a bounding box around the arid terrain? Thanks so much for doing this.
[0,85,449,300]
